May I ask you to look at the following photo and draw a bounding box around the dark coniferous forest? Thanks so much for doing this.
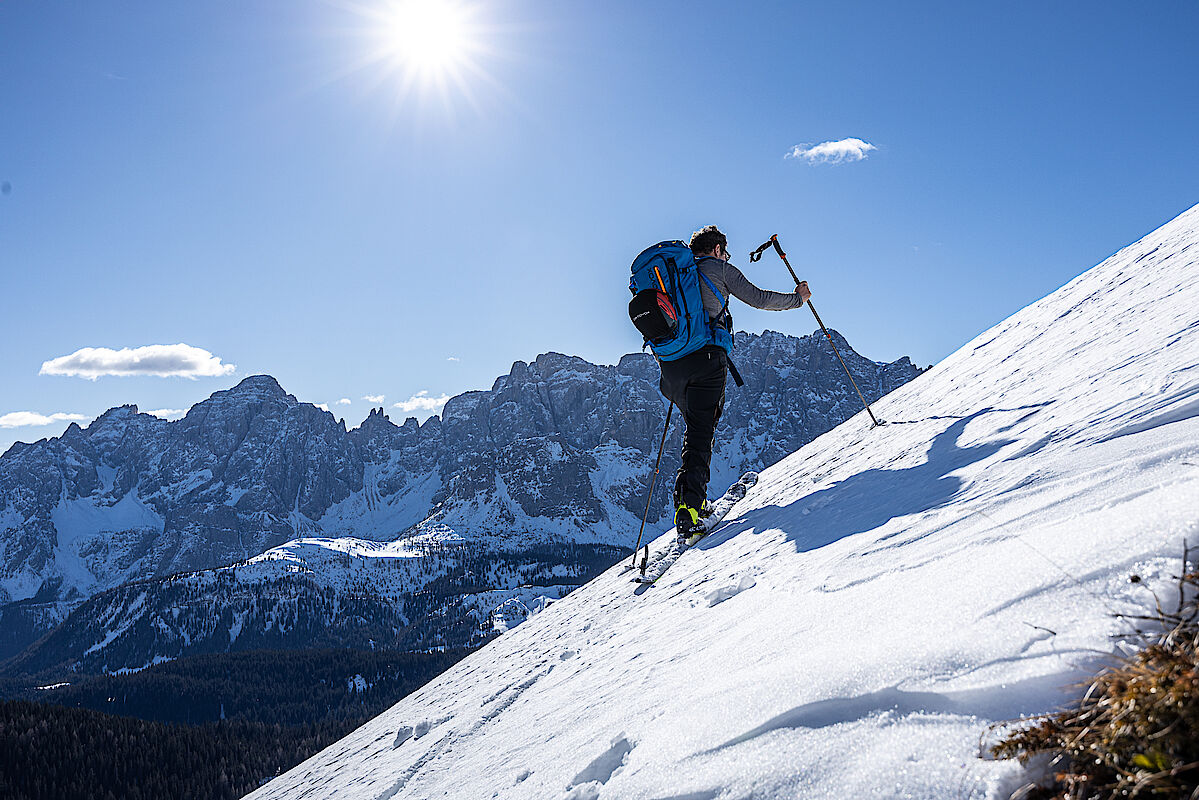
[1,700,343,800]
[0,647,471,799]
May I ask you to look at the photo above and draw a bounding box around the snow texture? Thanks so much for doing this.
[249,203,1199,799]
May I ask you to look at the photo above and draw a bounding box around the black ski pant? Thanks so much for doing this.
[658,346,728,511]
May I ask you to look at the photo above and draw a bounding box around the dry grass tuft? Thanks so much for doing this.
[991,547,1199,799]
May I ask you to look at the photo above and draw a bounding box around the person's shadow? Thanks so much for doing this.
[696,408,1034,554]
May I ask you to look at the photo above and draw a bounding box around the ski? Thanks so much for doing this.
[634,471,758,585]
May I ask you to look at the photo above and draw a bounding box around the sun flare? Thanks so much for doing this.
[339,0,503,116]
[373,0,482,86]
[382,0,470,74]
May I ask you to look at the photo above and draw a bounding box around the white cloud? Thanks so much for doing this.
[337,398,352,406]
[145,408,187,420]
[447,357,460,362]
[40,344,236,380]
[314,403,330,412]
[0,411,88,429]
[392,391,451,417]
[785,138,877,165]
[362,394,384,404]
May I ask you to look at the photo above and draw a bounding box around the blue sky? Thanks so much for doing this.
[2,0,1197,453]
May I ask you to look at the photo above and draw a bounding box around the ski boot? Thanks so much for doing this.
[675,502,709,546]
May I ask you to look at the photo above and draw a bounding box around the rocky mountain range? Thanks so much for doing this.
[0,330,919,672]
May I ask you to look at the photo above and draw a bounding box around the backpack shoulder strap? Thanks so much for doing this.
[697,269,724,304]
[697,268,730,321]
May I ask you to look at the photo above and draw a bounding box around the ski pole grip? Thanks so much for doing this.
[770,235,787,260]
[765,234,802,286]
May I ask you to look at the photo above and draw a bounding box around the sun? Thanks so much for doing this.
[381,0,472,76]
[367,0,487,92]
[333,0,504,117]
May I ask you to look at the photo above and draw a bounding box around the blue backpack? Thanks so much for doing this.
[628,241,733,361]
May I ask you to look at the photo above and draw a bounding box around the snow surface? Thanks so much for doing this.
[41,487,164,598]
[247,205,1199,800]
[320,464,444,540]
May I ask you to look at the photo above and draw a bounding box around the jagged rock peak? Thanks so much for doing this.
[531,351,593,376]
[228,374,287,396]
[83,405,162,449]
[358,407,396,430]
[201,374,295,409]
[441,391,488,423]
[492,352,597,393]
[821,328,849,347]
[616,352,655,377]
[94,404,141,418]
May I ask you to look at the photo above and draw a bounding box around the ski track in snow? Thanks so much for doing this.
[246,207,1199,799]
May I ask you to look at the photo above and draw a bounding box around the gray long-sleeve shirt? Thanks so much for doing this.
[696,256,805,323]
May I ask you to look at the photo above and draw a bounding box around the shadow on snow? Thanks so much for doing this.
[694,407,1048,555]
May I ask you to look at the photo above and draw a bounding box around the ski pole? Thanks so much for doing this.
[751,234,884,428]
[631,404,673,568]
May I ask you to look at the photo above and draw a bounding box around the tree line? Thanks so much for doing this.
[0,698,348,800]
[0,647,472,799]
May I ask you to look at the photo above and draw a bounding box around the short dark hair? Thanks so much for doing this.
[689,225,727,256]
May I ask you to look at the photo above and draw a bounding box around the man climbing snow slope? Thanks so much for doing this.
[661,225,811,542]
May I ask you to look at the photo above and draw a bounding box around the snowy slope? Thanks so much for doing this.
[248,204,1199,800]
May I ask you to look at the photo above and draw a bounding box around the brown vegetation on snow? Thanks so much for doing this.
[992,548,1199,799]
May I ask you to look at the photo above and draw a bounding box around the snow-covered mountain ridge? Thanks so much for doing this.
[0,331,917,665]
[4,532,595,676]
[248,204,1199,799]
